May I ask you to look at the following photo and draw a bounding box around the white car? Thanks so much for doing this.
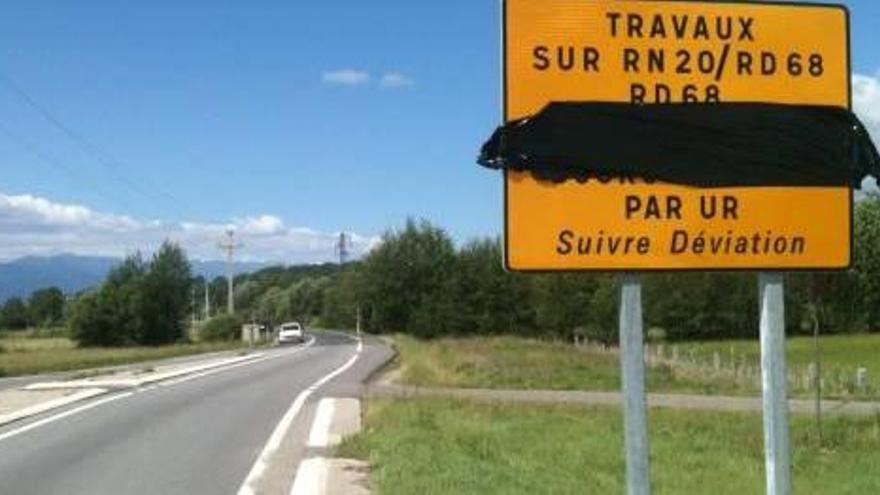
[277,322,305,344]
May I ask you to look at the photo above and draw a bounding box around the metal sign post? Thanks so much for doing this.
[619,274,650,495]
[759,273,791,495]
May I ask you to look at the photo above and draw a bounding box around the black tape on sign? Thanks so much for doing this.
[478,102,880,188]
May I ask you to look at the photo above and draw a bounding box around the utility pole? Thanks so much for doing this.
[191,286,197,327]
[335,232,350,266]
[204,282,211,320]
[337,232,360,336]
[218,229,242,315]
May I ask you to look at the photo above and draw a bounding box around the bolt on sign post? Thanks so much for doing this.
[498,1,851,494]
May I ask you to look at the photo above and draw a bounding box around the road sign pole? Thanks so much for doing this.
[758,272,791,495]
[619,273,651,495]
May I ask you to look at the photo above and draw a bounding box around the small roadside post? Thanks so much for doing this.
[488,1,856,494]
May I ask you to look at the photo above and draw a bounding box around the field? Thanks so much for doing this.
[340,397,880,495]
[0,330,245,377]
[679,334,880,391]
[392,333,880,400]
[677,333,880,370]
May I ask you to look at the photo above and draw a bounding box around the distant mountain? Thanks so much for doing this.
[0,255,268,302]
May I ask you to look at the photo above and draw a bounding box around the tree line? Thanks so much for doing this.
[200,195,880,344]
[0,287,66,331]
[211,196,876,344]
[245,196,880,344]
[7,196,880,347]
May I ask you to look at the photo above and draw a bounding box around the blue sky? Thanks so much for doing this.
[0,1,878,262]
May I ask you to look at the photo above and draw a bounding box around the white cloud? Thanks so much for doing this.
[322,69,370,86]
[380,72,415,88]
[0,192,379,263]
[854,73,880,141]
[238,215,285,236]
[0,194,141,231]
[321,70,415,89]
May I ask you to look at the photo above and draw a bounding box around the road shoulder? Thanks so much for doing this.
[291,397,370,495]
[0,340,316,429]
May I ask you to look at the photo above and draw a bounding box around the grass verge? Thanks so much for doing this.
[0,333,245,377]
[339,397,880,495]
[392,334,880,399]
[393,334,755,396]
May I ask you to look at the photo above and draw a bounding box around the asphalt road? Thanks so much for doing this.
[0,331,391,495]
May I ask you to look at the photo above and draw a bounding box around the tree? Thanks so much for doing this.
[234,279,262,314]
[28,287,65,327]
[69,254,145,346]
[852,195,880,330]
[0,297,29,330]
[583,276,619,345]
[321,267,366,330]
[139,242,193,345]
[210,276,228,316]
[534,273,602,341]
[69,244,193,347]
[449,238,535,335]
[360,219,458,336]
[642,273,756,341]
[69,289,129,346]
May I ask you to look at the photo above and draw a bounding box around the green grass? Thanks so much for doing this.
[0,332,245,377]
[679,333,880,374]
[339,397,880,495]
[676,334,880,399]
[392,333,880,400]
[393,334,755,396]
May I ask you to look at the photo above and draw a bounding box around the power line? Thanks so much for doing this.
[0,119,143,215]
[0,69,184,215]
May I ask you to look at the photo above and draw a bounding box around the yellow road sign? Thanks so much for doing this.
[503,0,851,271]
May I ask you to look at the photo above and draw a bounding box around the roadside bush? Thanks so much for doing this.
[200,315,244,342]
[68,289,134,347]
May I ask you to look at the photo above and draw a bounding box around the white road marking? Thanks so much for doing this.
[0,392,133,443]
[293,397,348,495]
[151,336,316,389]
[289,457,328,495]
[0,336,318,442]
[237,337,363,495]
[0,388,107,427]
[307,398,337,448]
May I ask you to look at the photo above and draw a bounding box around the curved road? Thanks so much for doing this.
[0,331,391,495]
